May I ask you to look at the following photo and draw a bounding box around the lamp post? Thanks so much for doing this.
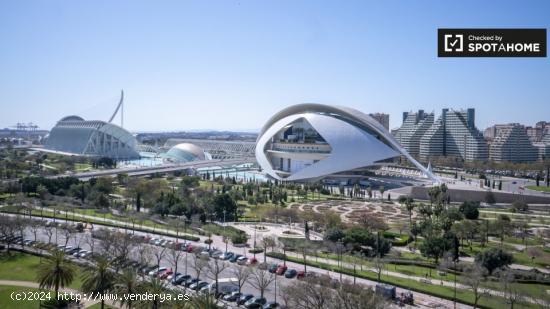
[274,271,277,304]
[337,239,343,282]
[223,210,228,253]
[253,223,257,259]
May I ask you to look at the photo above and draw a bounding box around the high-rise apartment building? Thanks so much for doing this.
[369,113,390,130]
[394,110,434,157]
[419,109,488,162]
[489,123,537,163]
[484,124,514,142]
[534,133,550,161]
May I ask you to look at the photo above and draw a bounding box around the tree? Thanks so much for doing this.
[459,201,480,220]
[420,236,450,265]
[493,214,513,247]
[324,227,345,242]
[261,235,276,263]
[461,263,487,309]
[404,197,415,227]
[206,258,230,296]
[37,249,76,298]
[231,266,251,293]
[282,275,386,309]
[36,184,48,200]
[153,246,168,270]
[114,268,140,309]
[138,278,166,309]
[213,193,238,221]
[168,246,184,279]
[297,242,313,273]
[249,267,275,299]
[0,216,18,254]
[191,253,209,280]
[475,248,513,275]
[373,257,385,282]
[496,268,525,309]
[82,256,115,309]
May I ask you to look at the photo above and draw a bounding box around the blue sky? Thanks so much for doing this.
[0,0,549,132]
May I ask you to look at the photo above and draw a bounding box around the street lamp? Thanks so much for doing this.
[223,209,228,253]
[253,223,257,259]
[274,272,277,304]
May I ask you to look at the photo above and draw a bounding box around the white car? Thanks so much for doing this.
[236,256,248,265]
[79,250,92,258]
[149,267,167,277]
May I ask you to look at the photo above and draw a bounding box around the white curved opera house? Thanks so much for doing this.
[255,103,437,182]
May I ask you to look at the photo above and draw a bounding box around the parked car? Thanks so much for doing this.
[263,302,279,309]
[268,263,278,273]
[166,272,181,281]
[148,267,167,277]
[219,252,234,260]
[72,249,86,257]
[246,257,258,265]
[223,291,242,302]
[190,281,208,291]
[158,268,172,279]
[184,278,200,287]
[173,274,191,285]
[211,250,223,259]
[275,265,287,275]
[296,270,305,279]
[245,297,266,309]
[237,256,248,265]
[284,269,297,279]
[230,254,243,263]
[140,265,156,274]
[237,294,254,305]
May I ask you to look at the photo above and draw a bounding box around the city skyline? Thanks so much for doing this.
[1,0,549,132]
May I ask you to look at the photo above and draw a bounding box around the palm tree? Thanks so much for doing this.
[404,197,415,228]
[82,256,115,309]
[138,278,166,309]
[114,268,140,309]
[37,249,76,297]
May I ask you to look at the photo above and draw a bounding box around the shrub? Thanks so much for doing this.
[475,248,513,275]
[231,233,248,244]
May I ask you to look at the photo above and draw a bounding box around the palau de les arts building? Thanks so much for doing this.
[255,103,437,182]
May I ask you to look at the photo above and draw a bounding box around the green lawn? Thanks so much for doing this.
[0,285,49,309]
[526,185,550,192]
[0,253,83,289]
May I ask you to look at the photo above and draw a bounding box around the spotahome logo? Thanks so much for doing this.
[438,28,546,57]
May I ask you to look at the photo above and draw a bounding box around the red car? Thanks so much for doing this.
[158,268,173,279]
[275,265,288,275]
[246,257,258,265]
[186,245,194,253]
[296,270,305,279]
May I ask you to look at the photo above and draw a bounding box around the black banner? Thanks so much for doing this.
[438,28,546,57]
